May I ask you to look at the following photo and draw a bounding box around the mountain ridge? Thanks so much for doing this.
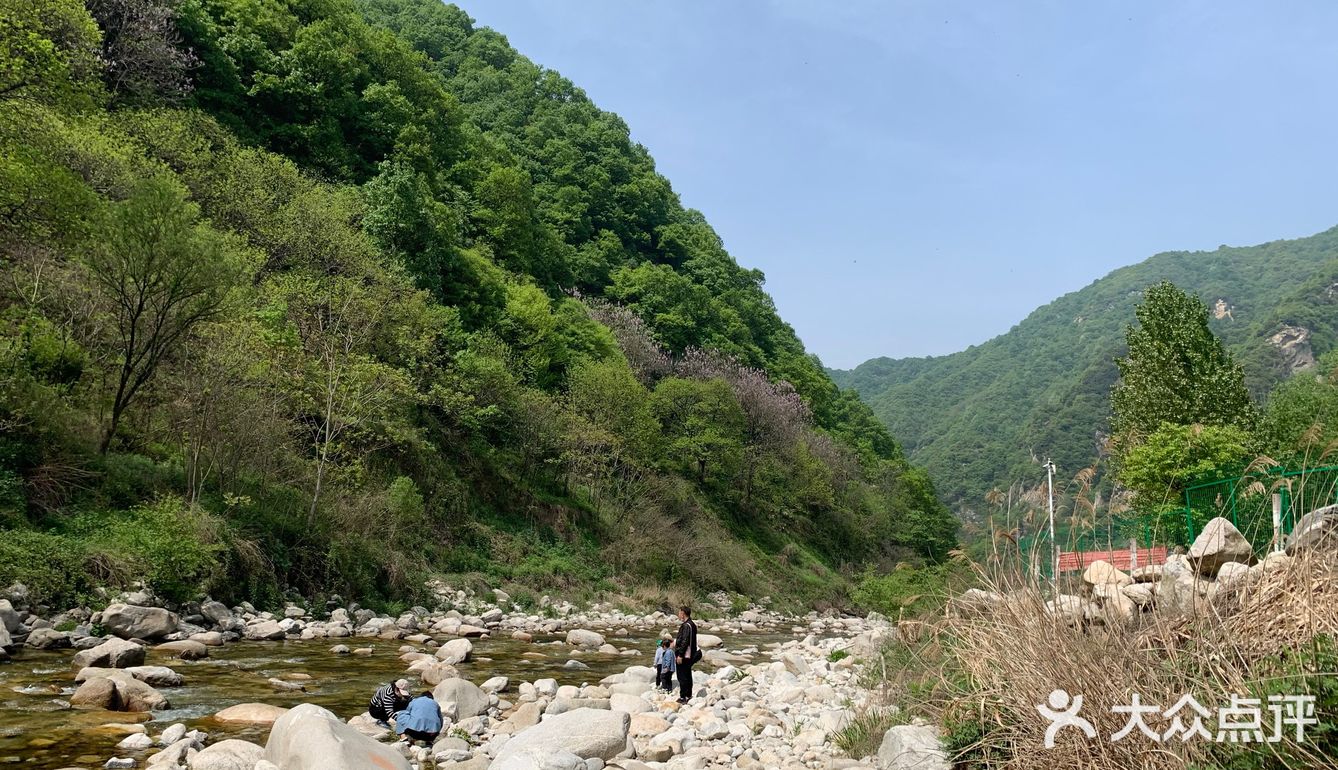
[832,225,1338,511]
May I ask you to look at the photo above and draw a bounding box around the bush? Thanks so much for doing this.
[69,497,226,603]
[852,563,959,619]
[0,529,89,606]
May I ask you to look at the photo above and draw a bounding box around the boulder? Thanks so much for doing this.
[101,603,179,641]
[1121,583,1155,608]
[876,724,950,770]
[433,677,490,719]
[157,640,209,660]
[188,739,264,770]
[72,638,145,670]
[265,703,410,770]
[628,712,670,738]
[200,600,233,626]
[1189,517,1255,575]
[565,629,605,648]
[1044,595,1084,624]
[213,703,289,725]
[0,599,20,633]
[490,708,629,766]
[954,588,1003,615]
[1286,504,1338,555]
[696,633,723,649]
[1130,565,1163,583]
[244,620,287,641]
[1216,561,1251,589]
[1081,560,1133,591]
[126,666,184,687]
[495,701,544,734]
[25,627,71,649]
[70,677,121,710]
[106,671,171,711]
[436,637,473,664]
[419,661,460,686]
[481,676,509,693]
[609,693,650,714]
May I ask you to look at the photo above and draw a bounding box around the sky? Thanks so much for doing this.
[459,0,1338,369]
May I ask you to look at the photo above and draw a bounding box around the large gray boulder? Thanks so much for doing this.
[200,600,234,626]
[243,620,287,641]
[212,703,289,725]
[1286,504,1338,555]
[264,703,409,770]
[72,637,145,670]
[157,639,209,660]
[565,629,605,648]
[188,739,264,770]
[26,627,70,649]
[433,677,490,719]
[1188,517,1254,575]
[0,599,19,633]
[876,724,950,770]
[435,637,473,664]
[490,708,629,767]
[102,603,179,641]
[1081,560,1133,591]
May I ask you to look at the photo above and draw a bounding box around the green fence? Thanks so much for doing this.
[1016,513,1163,579]
[1012,464,1338,578]
[1181,463,1338,553]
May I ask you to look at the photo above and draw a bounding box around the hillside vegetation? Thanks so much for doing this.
[833,229,1338,513]
[0,0,955,609]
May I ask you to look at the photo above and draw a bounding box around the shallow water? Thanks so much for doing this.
[0,627,800,768]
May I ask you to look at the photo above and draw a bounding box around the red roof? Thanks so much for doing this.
[1058,546,1169,573]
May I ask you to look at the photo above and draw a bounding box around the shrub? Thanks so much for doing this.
[852,562,960,619]
[0,529,89,606]
[70,497,226,603]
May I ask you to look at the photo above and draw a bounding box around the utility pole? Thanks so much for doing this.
[1044,458,1057,591]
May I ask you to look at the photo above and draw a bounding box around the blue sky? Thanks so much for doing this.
[459,1,1338,369]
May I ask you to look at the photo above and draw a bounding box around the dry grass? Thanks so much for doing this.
[891,545,1338,770]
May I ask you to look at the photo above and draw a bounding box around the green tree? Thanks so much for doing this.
[650,377,744,486]
[1111,281,1256,456]
[0,0,102,107]
[1263,350,1338,459]
[85,177,237,453]
[1118,422,1254,512]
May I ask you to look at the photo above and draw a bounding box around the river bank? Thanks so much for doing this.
[0,582,898,769]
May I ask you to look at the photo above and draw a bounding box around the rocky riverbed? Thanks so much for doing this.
[0,584,903,770]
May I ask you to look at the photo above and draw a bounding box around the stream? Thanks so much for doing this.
[0,628,804,769]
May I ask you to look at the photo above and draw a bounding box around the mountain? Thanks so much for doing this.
[0,0,954,609]
[832,229,1338,513]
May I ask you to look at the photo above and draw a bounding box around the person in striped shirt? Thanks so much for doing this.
[369,678,412,727]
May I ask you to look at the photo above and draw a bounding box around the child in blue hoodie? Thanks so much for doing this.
[653,638,676,691]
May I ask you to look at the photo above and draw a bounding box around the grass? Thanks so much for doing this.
[832,707,902,758]
[862,539,1338,770]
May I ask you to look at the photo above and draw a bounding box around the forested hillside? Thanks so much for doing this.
[833,229,1338,513]
[0,0,955,609]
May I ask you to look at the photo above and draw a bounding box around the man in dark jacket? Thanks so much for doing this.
[673,606,699,704]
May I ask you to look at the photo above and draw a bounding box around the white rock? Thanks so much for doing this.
[876,724,949,770]
[491,708,629,765]
[264,703,409,770]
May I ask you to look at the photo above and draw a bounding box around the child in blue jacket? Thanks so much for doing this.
[653,638,676,691]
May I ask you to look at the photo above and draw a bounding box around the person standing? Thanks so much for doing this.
[673,606,699,704]
[655,638,676,691]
